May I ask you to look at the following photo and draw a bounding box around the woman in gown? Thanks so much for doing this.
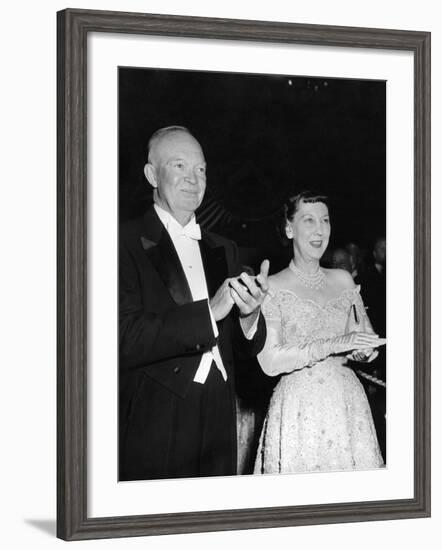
[254,191,385,475]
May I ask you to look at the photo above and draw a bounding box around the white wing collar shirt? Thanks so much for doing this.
[154,204,227,384]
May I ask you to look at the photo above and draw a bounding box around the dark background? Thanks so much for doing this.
[119,67,386,274]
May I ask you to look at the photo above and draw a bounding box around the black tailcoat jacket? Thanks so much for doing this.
[119,207,266,481]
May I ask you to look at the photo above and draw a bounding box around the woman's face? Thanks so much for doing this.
[286,200,331,261]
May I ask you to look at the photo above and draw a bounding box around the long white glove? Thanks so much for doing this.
[258,325,385,376]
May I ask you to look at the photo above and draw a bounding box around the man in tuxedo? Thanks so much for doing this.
[119,126,269,481]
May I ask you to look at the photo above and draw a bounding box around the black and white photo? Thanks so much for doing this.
[118,67,387,481]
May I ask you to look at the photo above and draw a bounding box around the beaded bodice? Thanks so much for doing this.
[264,287,361,348]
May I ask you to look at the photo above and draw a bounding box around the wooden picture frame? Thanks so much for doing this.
[57,8,430,540]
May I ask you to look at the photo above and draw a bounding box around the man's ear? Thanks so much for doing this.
[285,224,293,239]
[144,163,157,189]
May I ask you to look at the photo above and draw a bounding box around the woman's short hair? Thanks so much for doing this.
[277,190,329,246]
[284,190,329,222]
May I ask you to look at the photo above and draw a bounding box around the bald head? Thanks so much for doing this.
[148,126,200,166]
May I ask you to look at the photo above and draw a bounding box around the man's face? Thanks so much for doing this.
[145,131,207,224]
[331,249,353,273]
[373,238,386,266]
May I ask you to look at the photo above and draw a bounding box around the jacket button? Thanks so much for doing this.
[196,344,201,351]
[173,367,181,374]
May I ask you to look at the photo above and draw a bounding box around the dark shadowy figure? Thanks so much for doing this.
[330,247,353,274]
[358,236,386,461]
[360,237,386,337]
[346,241,366,284]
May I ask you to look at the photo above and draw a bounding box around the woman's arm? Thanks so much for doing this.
[258,291,385,377]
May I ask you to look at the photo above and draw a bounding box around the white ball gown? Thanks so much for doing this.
[254,285,384,474]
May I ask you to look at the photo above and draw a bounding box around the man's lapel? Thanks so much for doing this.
[140,208,193,306]
[199,233,229,299]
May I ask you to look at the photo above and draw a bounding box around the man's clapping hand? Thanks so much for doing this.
[209,279,236,322]
[210,260,270,322]
[229,260,270,318]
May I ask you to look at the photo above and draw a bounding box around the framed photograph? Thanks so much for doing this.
[57,8,431,541]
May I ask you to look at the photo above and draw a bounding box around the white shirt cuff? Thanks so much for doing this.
[207,301,219,338]
[239,310,260,340]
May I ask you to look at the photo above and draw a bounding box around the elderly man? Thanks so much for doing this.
[119,126,269,481]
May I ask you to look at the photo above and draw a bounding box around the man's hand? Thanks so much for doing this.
[229,259,270,318]
[346,348,379,363]
[209,279,235,322]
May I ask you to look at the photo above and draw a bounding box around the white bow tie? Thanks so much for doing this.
[170,220,201,240]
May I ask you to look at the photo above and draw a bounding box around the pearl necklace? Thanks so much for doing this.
[288,260,325,289]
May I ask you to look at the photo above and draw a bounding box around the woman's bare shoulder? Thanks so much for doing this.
[322,267,356,290]
[267,268,292,292]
